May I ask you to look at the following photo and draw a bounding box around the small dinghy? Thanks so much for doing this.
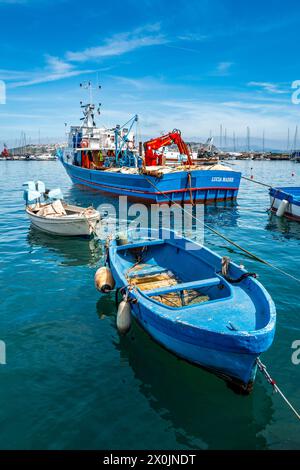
[23,181,100,236]
[105,230,276,392]
[269,186,300,221]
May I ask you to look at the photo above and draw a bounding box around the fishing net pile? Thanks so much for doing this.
[127,264,209,308]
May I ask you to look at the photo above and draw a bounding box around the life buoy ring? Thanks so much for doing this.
[81,139,89,148]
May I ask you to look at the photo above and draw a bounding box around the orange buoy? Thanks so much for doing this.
[94,267,115,293]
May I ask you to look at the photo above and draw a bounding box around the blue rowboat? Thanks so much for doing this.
[59,157,241,204]
[269,186,300,221]
[108,230,276,392]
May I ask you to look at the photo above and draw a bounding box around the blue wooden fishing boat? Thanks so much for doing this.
[58,84,241,204]
[269,186,300,221]
[107,230,276,392]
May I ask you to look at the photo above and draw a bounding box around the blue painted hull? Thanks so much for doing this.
[131,315,258,385]
[60,160,241,204]
[109,231,276,390]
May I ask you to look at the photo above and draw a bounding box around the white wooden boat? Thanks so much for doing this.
[23,181,100,236]
[26,202,100,236]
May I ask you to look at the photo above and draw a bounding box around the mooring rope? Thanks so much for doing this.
[256,358,300,420]
[242,175,272,188]
[140,174,300,420]
[81,207,98,237]
[142,174,300,285]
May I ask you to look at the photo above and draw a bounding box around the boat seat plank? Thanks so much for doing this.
[144,277,221,296]
[117,239,165,251]
[127,265,169,278]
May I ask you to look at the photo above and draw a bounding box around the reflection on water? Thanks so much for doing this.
[114,320,273,449]
[205,204,240,228]
[265,213,300,241]
[95,293,117,320]
[27,227,103,267]
[66,184,119,212]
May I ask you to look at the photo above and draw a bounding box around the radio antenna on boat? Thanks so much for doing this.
[80,80,100,104]
[79,81,102,128]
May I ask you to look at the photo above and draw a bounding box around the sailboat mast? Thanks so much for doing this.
[293,125,298,151]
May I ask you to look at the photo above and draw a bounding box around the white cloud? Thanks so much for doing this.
[0,69,34,80]
[213,61,234,76]
[0,112,43,118]
[45,55,73,74]
[9,69,93,88]
[221,100,286,111]
[109,74,174,92]
[116,93,298,144]
[66,25,168,62]
[248,81,287,94]
[2,54,97,88]
[177,33,208,41]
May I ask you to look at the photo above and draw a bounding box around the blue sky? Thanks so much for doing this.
[1,0,300,149]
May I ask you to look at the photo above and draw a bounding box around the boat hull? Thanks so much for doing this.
[26,209,99,236]
[131,301,258,389]
[269,187,300,221]
[61,160,241,204]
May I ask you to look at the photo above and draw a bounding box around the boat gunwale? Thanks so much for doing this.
[62,158,242,178]
[26,206,100,223]
[109,234,276,344]
[270,186,300,206]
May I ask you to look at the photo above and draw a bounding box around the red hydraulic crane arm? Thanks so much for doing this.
[145,133,176,151]
[143,129,192,166]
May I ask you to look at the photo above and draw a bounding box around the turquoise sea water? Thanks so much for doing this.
[0,160,299,450]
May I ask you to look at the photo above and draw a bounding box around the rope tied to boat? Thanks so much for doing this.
[141,174,300,285]
[256,358,300,421]
[187,171,194,206]
[104,234,113,265]
[115,285,137,309]
[221,256,258,284]
[81,206,98,237]
[241,175,272,188]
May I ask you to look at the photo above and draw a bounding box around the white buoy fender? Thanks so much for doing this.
[94,267,115,293]
[117,232,128,246]
[276,199,289,217]
[116,300,131,334]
